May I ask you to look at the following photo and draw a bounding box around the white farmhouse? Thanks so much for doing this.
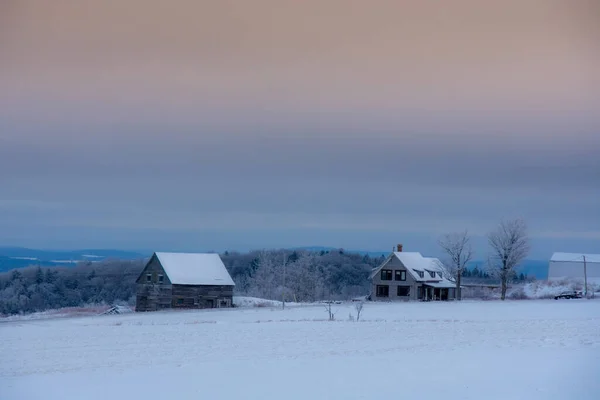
[548,252,600,284]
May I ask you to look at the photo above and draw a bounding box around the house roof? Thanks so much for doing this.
[154,252,235,286]
[550,252,600,263]
[371,251,453,284]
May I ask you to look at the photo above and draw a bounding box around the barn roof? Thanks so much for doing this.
[550,252,600,263]
[154,252,235,286]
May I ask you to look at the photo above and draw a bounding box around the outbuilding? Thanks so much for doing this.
[135,252,235,312]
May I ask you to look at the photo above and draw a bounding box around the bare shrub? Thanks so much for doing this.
[324,302,336,321]
[354,301,364,321]
[507,287,528,300]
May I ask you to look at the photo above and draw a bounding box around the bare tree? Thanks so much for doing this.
[248,251,277,299]
[354,301,364,321]
[438,230,473,300]
[487,219,530,300]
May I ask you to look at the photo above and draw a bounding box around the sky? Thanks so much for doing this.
[0,0,599,258]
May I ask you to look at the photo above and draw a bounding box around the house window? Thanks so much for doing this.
[158,274,164,283]
[146,274,152,282]
[380,269,393,281]
[427,270,436,278]
[414,270,424,278]
[395,270,406,281]
[397,286,411,296]
[376,285,389,297]
[176,298,184,305]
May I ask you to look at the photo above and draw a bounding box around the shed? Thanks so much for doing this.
[135,252,235,312]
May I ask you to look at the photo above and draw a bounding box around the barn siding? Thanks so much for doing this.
[171,285,234,309]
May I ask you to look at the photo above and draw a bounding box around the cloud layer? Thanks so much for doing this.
[1,0,598,256]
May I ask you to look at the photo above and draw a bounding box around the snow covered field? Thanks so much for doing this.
[2,300,600,400]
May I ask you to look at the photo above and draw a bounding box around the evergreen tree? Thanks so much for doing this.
[35,267,44,284]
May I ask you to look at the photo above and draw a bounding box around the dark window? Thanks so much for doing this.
[376,285,389,297]
[397,286,411,296]
[380,269,393,281]
[146,274,152,282]
[176,298,184,305]
[415,270,424,278]
[395,270,406,281]
[158,274,164,283]
[427,270,436,278]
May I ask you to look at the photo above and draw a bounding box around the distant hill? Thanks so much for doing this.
[0,247,146,273]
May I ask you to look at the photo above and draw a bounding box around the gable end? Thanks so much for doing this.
[136,253,171,285]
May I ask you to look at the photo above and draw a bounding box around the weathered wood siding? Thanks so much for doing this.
[171,285,234,309]
[135,254,234,311]
[135,254,173,312]
[136,283,173,312]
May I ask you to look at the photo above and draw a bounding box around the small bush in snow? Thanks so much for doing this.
[507,287,528,300]
[354,301,364,321]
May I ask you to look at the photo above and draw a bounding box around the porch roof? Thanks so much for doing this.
[423,281,456,289]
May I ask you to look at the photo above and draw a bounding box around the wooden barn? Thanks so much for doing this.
[135,252,235,312]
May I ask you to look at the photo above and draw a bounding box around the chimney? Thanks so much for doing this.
[397,244,403,252]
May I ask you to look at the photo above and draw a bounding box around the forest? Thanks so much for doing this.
[0,249,383,315]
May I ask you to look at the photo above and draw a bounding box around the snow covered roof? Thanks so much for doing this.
[371,251,453,284]
[423,281,456,289]
[393,252,447,282]
[550,253,600,264]
[155,252,235,286]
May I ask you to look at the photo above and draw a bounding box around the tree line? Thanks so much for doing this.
[0,249,383,315]
[461,265,529,282]
[0,217,532,315]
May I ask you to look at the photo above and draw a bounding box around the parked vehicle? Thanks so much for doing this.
[554,291,583,300]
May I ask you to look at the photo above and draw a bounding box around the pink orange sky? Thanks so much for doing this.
[0,0,599,255]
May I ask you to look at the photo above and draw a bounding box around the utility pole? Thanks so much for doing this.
[583,255,588,298]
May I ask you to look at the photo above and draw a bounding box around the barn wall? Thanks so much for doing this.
[548,261,600,284]
[136,284,173,312]
[136,255,172,285]
[135,255,173,311]
[171,285,234,309]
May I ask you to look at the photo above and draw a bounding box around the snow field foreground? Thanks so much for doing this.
[1,300,600,400]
